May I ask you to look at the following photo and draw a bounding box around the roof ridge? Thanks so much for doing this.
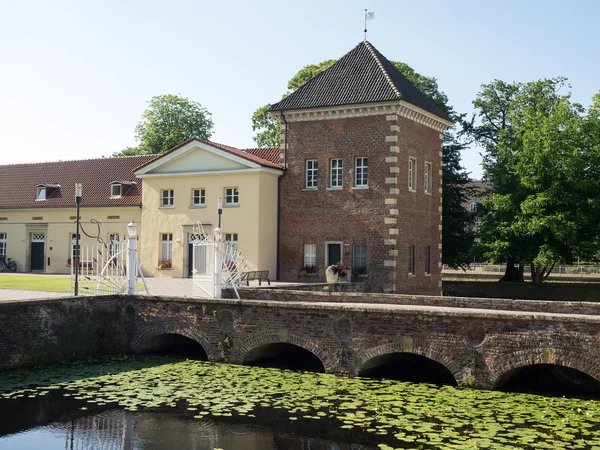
[0,153,154,168]
[363,40,402,100]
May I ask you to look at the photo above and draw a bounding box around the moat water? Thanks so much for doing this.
[0,356,599,449]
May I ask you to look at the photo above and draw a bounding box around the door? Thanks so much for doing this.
[188,243,194,277]
[327,243,342,267]
[30,233,45,271]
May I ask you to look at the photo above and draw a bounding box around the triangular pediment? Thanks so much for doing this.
[136,140,260,176]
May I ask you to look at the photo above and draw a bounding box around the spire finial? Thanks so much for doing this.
[364,9,374,40]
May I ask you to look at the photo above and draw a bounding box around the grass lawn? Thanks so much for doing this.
[0,275,73,292]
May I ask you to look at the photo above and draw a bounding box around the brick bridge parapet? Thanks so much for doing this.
[1,294,599,390]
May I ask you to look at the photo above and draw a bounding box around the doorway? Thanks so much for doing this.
[30,233,45,271]
[326,242,342,267]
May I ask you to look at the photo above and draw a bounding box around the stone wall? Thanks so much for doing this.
[0,296,131,371]
[444,281,600,302]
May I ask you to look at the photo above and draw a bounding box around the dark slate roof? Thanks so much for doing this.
[0,155,156,209]
[269,41,448,120]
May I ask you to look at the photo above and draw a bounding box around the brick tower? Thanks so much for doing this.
[269,41,451,295]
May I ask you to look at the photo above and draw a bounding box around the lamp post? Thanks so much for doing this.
[74,183,82,296]
[126,221,138,295]
[214,198,223,298]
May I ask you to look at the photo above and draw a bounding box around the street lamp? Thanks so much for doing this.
[127,220,138,239]
[74,183,82,296]
[214,198,224,298]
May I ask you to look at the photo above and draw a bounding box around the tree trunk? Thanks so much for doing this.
[531,263,555,284]
[499,258,525,282]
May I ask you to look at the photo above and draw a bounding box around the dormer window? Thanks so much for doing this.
[111,183,123,198]
[36,186,46,200]
[110,180,136,199]
[35,183,60,201]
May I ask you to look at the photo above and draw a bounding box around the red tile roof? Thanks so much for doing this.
[0,155,155,209]
[134,138,283,172]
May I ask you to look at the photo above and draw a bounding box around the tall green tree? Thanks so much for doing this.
[251,58,474,268]
[475,78,600,282]
[113,94,214,156]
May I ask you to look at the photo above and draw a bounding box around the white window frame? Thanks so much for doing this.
[470,202,478,212]
[424,245,431,274]
[303,244,317,266]
[424,162,432,194]
[305,160,318,189]
[108,233,120,259]
[225,233,239,255]
[353,244,367,271]
[330,158,343,188]
[160,233,173,262]
[0,233,6,258]
[409,157,416,192]
[36,186,46,200]
[225,187,239,206]
[161,189,174,207]
[408,245,415,274]
[191,188,206,207]
[110,183,122,198]
[70,233,80,263]
[355,157,368,187]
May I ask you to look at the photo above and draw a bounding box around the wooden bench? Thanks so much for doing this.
[242,270,270,286]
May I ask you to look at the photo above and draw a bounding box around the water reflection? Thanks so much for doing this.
[1,409,376,450]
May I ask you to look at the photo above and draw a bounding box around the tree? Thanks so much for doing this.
[113,94,213,156]
[251,58,474,268]
[474,78,600,283]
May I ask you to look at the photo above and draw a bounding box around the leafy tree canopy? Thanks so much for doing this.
[113,94,213,156]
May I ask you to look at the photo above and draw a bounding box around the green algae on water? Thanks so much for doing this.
[1,356,599,449]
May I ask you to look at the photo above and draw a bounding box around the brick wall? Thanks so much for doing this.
[278,113,442,296]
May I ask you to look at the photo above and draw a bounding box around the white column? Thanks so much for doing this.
[127,237,137,295]
[214,227,222,298]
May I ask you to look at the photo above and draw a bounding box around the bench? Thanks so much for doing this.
[242,270,270,286]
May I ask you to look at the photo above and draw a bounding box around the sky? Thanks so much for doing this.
[1,0,599,179]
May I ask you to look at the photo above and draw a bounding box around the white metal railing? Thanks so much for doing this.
[443,263,600,277]
[72,241,128,295]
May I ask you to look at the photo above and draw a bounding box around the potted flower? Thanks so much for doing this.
[299,264,317,277]
[326,261,350,283]
[67,258,72,267]
[157,259,172,270]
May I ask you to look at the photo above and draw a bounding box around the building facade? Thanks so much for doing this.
[269,41,451,294]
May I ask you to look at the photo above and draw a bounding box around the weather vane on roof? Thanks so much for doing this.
[364,9,374,40]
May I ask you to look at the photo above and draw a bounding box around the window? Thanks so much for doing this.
[0,233,6,258]
[304,244,316,266]
[408,158,416,191]
[192,188,206,207]
[408,245,415,274]
[161,189,174,207]
[330,158,343,188]
[36,186,46,200]
[70,233,80,262]
[225,187,239,205]
[306,160,318,189]
[469,202,478,212]
[475,221,482,231]
[110,183,122,198]
[108,233,120,259]
[225,233,239,255]
[353,244,367,273]
[425,162,432,194]
[424,245,431,274]
[160,233,173,262]
[355,157,368,187]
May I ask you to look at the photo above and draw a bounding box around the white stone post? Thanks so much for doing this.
[126,220,138,295]
[214,227,223,298]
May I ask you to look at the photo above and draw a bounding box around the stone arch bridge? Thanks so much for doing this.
[1,292,599,390]
[127,293,600,389]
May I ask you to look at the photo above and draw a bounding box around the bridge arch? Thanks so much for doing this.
[131,325,217,361]
[357,341,462,385]
[488,348,600,389]
[235,331,332,372]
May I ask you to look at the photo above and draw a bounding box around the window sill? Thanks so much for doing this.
[157,267,173,271]
[110,196,123,199]
[425,273,432,277]
[326,187,343,191]
[352,186,369,190]
[190,205,206,209]
[424,192,432,196]
[160,205,175,209]
[408,189,416,193]
[224,204,240,208]
[302,188,318,192]
[408,273,416,278]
